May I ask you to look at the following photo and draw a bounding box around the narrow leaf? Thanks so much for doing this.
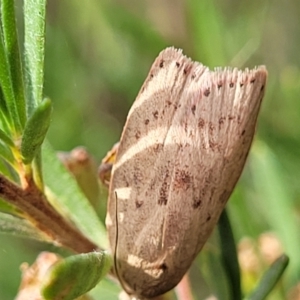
[24,0,46,114]
[0,198,20,215]
[58,147,101,212]
[246,254,289,300]
[42,141,108,249]
[0,23,20,131]
[21,98,52,164]
[1,0,26,128]
[0,127,14,146]
[0,211,50,242]
[0,140,14,164]
[0,155,16,178]
[0,85,11,133]
[32,150,44,191]
[197,233,231,300]
[218,209,242,300]
[42,251,112,300]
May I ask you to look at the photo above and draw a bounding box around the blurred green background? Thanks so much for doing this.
[1,0,300,299]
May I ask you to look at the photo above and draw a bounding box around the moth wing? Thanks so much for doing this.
[106,47,199,257]
[106,47,267,298]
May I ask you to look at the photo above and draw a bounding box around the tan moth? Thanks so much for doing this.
[106,47,267,299]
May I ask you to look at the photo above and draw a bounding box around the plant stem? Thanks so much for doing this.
[0,173,98,253]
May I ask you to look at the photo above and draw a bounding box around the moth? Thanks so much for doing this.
[106,47,267,299]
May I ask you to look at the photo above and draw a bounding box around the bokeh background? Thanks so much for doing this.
[0,0,300,299]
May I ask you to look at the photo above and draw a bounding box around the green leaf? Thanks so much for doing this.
[0,85,11,134]
[21,98,52,164]
[88,278,121,300]
[0,211,49,242]
[0,140,14,164]
[58,148,102,217]
[250,142,300,282]
[32,150,44,192]
[0,155,16,179]
[0,127,14,146]
[0,17,20,132]
[0,198,19,215]
[42,251,112,300]
[246,254,289,300]
[197,232,231,300]
[24,0,46,114]
[42,141,108,249]
[1,0,26,128]
[218,209,242,300]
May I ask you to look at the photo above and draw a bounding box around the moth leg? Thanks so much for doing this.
[98,142,120,187]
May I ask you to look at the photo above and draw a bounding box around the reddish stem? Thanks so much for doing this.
[0,174,98,253]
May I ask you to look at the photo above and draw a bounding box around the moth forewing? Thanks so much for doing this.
[106,47,267,299]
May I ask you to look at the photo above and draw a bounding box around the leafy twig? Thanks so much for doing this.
[0,173,98,253]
